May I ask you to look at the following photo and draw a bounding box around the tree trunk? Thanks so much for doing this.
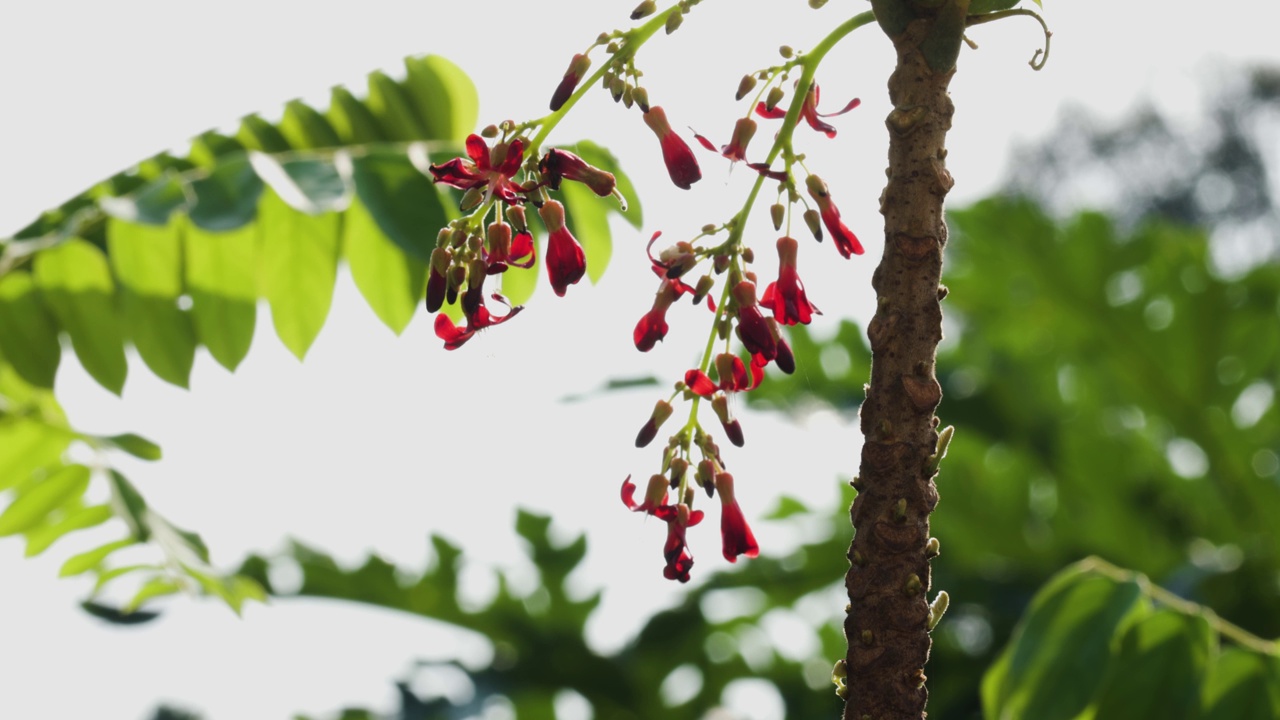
[844,8,959,719]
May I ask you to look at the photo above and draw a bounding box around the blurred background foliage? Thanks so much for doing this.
[136,67,1280,718]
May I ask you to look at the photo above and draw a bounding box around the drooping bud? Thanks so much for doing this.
[480,124,500,138]
[696,459,715,490]
[770,203,785,231]
[631,0,657,19]
[460,186,484,212]
[691,275,715,305]
[775,335,796,374]
[550,53,592,111]
[636,399,675,448]
[426,247,451,313]
[803,208,822,241]
[735,74,758,101]
[765,86,785,112]
[665,9,684,34]
[779,45,794,59]
[446,264,467,305]
[461,259,487,318]
[505,205,527,233]
[632,86,650,113]
[669,457,689,487]
[711,393,744,447]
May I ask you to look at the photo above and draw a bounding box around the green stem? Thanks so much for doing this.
[1080,556,1280,656]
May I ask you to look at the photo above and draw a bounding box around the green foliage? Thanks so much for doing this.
[0,54,641,390]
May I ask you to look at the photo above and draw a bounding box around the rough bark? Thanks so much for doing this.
[843,15,956,720]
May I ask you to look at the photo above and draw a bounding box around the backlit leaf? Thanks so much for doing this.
[0,464,91,537]
[403,54,479,142]
[0,272,61,388]
[33,238,128,394]
[258,189,340,359]
[183,220,258,371]
[59,537,136,577]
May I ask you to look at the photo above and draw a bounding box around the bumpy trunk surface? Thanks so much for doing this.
[844,15,956,720]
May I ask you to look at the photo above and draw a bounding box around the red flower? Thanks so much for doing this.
[732,281,777,361]
[721,117,757,163]
[634,279,681,352]
[715,472,759,562]
[540,148,617,197]
[761,236,820,325]
[550,53,591,112]
[684,352,759,398]
[483,222,536,274]
[755,83,860,139]
[806,175,864,258]
[653,503,705,583]
[621,474,669,514]
[429,135,529,206]
[642,106,702,190]
[538,201,586,297]
[433,293,523,350]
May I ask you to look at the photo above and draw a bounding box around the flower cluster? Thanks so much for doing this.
[621,60,865,583]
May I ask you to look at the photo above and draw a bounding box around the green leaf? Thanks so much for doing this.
[92,563,156,594]
[279,99,342,150]
[100,173,188,226]
[189,131,244,170]
[102,432,163,461]
[982,561,1145,720]
[343,196,425,334]
[107,218,196,388]
[326,85,384,145]
[187,157,263,231]
[0,418,70,492]
[236,113,292,153]
[0,272,62,388]
[24,504,112,557]
[124,576,182,612]
[249,152,352,214]
[567,139,643,229]
[59,537,137,577]
[258,190,340,359]
[560,180,612,285]
[183,220,258,371]
[1089,608,1213,719]
[185,565,265,615]
[33,238,128,395]
[107,469,150,542]
[366,70,429,142]
[0,464,91,536]
[402,54,479,142]
[80,599,160,625]
[764,495,811,520]
[1203,647,1280,720]
[351,149,448,263]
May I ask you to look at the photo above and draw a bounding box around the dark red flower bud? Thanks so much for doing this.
[631,0,657,20]
[636,400,674,448]
[643,106,702,190]
[425,248,451,313]
[803,208,823,241]
[715,473,759,562]
[538,201,586,297]
[711,394,744,447]
[775,335,796,374]
[540,148,617,197]
[551,53,591,111]
[732,281,777,360]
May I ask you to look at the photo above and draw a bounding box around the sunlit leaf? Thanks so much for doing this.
[23,504,112,557]
[59,537,137,577]
[0,464,91,537]
[183,221,258,371]
[33,238,128,394]
[402,54,479,142]
[0,272,62,388]
[258,190,340,359]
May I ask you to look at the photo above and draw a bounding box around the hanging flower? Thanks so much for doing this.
[732,281,777,361]
[429,135,529,206]
[761,236,821,325]
[684,352,758,398]
[538,201,586,297]
[653,503,704,583]
[715,472,759,562]
[755,82,860,139]
[642,106,702,190]
[621,474,669,514]
[425,247,451,313]
[634,279,682,352]
[483,221,536,275]
[540,148,617,197]
[433,294,523,350]
[805,175,864,258]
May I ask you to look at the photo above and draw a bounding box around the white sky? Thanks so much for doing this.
[2,1,1278,718]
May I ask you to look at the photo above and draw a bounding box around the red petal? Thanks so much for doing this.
[633,308,669,352]
[754,102,787,119]
[720,500,759,562]
[433,313,474,350]
[684,369,718,397]
[546,227,586,297]
[660,134,702,190]
[498,138,525,177]
[817,97,862,118]
[465,134,489,168]
[746,163,788,181]
[692,131,718,153]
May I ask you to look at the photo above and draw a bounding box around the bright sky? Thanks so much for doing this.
[2,2,1278,718]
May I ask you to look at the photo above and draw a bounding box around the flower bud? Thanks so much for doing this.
[446,264,467,305]
[669,457,689,486]
[436,228,452,249]
[803,208,823,241]
[805,173,830,199]
[742,247,755,263]
[713,253,730,274]
[735,74,758,101]
[632,86,650,113]
[636,399,675,448]
[775,334,796,374]
[665,10,684,34]
[426,247,451,313]
[765,86,785,112]
[696,459,716,489]
[692,275,715,305]
[505,205,527,233]
[551,53,592,111]
[779,45,794,59]
[711,393,744,447]
[480,124,500,138]
[460,186,484,212]
[631,0,657,19]
[644,474,669,507]
[622,84,635,109]
[770,203,785,231]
